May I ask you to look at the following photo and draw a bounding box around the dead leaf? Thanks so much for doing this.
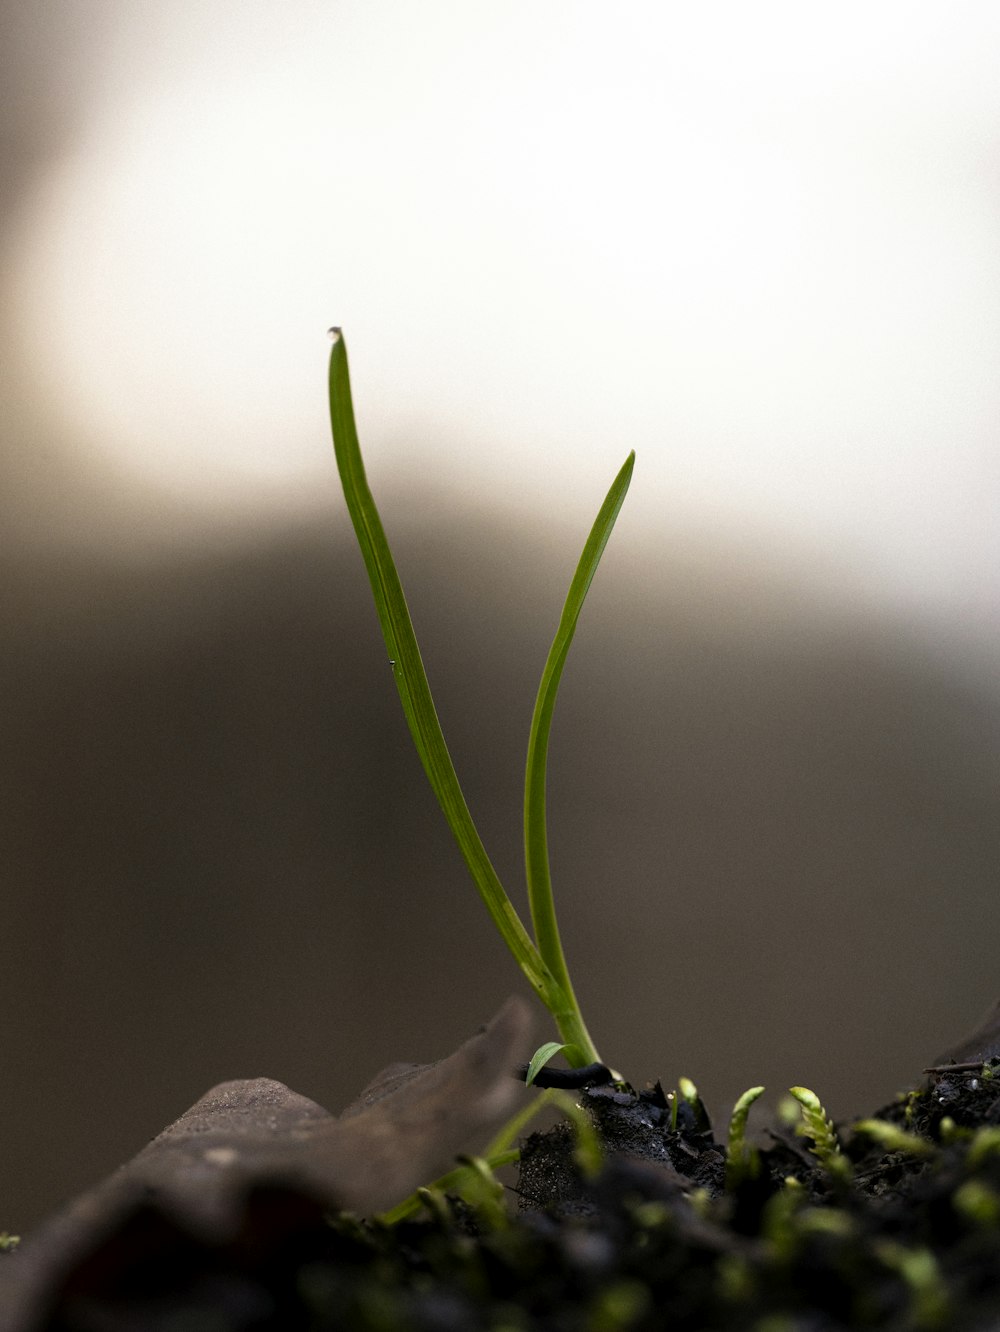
[0,997,532,1330]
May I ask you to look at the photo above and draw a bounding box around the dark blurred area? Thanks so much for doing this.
[3,1,999,1236]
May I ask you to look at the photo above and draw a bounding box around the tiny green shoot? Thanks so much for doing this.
[678,1076,712,1134]
[953,1178,1000,1227]
[726,1085,765,1189]
[852,1118,934,1158]
[547,1087,605,1179]
[525,1041,572,1088]
[788,1087,851,1179]
[328,329,633,1069]
[379,1148,520,1227]
[377,1082,601,1225]
[453,1154,510,1230]
[966,1126,1000,1168]
[874,1242,950,1329]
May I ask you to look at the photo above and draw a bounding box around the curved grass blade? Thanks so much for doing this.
[524,1041,572,1088]
[327,330,561,1009]
[523,450,635,1066]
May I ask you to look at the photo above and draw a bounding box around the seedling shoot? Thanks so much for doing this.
[327,329,633,1074]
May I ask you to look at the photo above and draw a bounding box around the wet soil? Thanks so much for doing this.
[6,1002,1000,1330]
[9,1001,1000,1332]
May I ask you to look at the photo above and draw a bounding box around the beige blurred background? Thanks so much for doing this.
[3,2,999,1230]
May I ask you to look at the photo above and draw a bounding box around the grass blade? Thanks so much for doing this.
[524,1041,570,1087]
[327,331,560,1007]
[523,451,635,1065]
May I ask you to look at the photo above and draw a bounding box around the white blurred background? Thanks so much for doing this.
[3,1,999,1230]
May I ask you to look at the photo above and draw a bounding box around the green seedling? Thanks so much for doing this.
[874,1242,949,1329]
[452,1154,510,1230]
[547,1087,605,1179]
[953,1178,1000,1227]
[852,1118,935,1158]
[328,330,633,1071]
[378,1092,545,1225]
[379,1149,519,1228]
[677,1076,712,1134]
[966,1126,1000,1168]
[726,1085,766,1189]
[524,1042,572,1088]
[899,1088,923,1127]
[937,1116,967,1146]
[787,1087,851,1180]
[378,1080,603,1225]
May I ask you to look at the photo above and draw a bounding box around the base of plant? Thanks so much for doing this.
[9,1060,1000,1330]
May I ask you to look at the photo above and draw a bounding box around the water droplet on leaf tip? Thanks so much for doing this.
[327,326,342,341]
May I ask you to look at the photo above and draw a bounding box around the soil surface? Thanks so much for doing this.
[5,1000,1000,1330]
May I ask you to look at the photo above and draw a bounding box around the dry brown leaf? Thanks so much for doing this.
[0,997,532,1330]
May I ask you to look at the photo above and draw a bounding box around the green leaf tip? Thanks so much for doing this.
[674,1077,712,1135]
[853,1119,935,1158]
[726,1085,765,1189]
[525,1042,573,1087]
[547,1088,604,1179]
[789,1086,851,1178]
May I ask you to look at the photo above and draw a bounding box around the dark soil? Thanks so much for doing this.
[7,1057,1000,1331]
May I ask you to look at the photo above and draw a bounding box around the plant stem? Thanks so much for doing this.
[523,451,634,1066]
[328,331,570,1017]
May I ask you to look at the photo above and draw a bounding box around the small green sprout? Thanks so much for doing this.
[378,1145,524,1225]
[716,1252,756,1303]
[547,1087,605,1179]
[788,1087,851,1179]
[953,1178,1000,1227]
[725,1085,765,1189]
[377,1076,604,1226]
[899,1088,923,1127]
[677,1076,712,1134]
[761,1182,806,1257]
[796,1207,854,1238]
[686,1187,713,1220]
[524,1042,572,1088]
[874,1241,949,1329]
[380,1083,605,1227]
[453,1153,510,1230]
[936,1115,975,1147]
[852,1118,935,1158]
[965,1125,1000,1168]
[328,330,633,1069]
[586,1279,652,1331]
[414,1185,453,1228]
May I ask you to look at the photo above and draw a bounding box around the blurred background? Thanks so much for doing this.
[3,1,999,1230]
